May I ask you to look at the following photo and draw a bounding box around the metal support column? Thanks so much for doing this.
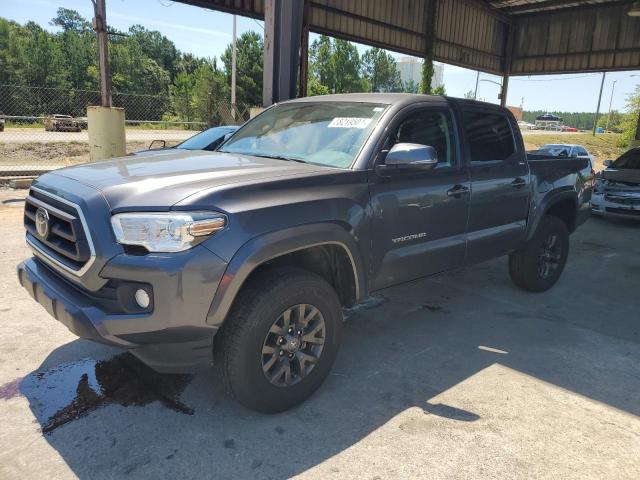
[634,112,640,146]
[298,0,310,98]
[500,22,515,108]
[263,0,304,106]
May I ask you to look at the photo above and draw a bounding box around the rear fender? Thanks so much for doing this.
[526,188,578,241]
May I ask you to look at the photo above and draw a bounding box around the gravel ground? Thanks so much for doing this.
[0,189,639,480]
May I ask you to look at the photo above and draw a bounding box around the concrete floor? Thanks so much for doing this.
[0,188,639,479]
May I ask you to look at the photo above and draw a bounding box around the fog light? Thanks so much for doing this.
[134,289,150,309]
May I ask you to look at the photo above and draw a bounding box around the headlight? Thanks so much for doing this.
[111,212,226,252]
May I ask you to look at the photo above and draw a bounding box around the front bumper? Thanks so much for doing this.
[17,245,228,372]
[591,192,640,218]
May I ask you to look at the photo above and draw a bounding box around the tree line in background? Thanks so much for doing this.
[0,7,636,145]
[0,9,435,125]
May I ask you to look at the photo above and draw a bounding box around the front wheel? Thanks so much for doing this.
[509,215,569,292]
[214,267,342,413]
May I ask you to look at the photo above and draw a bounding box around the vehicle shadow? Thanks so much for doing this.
[16,251,640,479]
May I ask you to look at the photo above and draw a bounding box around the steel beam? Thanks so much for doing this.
[263,0,304,106]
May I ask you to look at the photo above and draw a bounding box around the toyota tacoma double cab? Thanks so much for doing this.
[17,94,593,412]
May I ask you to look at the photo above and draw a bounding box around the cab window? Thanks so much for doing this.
[386,109,455,168]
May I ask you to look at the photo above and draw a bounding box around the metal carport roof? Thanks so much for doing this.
[177,0,640,75]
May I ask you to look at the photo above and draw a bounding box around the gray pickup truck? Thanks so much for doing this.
[17,94,593,412]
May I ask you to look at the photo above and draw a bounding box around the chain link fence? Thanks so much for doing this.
[0,85,251,176]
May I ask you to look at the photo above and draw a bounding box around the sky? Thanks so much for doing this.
[2,0,639,112]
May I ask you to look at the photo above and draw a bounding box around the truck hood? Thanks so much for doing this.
[48,150,330,211]
[601,168,640,191]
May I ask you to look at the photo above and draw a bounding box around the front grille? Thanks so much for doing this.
[605,195,640,206]
[606,207,640,216]
[24,189,92,272]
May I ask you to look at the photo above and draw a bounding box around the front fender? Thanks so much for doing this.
[204,222,366,328]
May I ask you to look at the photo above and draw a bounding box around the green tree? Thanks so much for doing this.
[50,7,91,33]
[170,71,195,122]
[221,31,263,108]
[192,59,227,125]
[307,76,330,96]
[331,39,363,93]
[420,55,434,94]
[464,90,475,99]
[128,25,180,79]
[309,36,363,94]
[597,110,625,133]
[361,48,402,92]
[619,85,640,147]
[309,35,334,90]
[432,84,446,95]
[403,79,419,94]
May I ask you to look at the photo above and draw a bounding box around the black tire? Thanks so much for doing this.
[509,215,570,292]
[214,266,342,413]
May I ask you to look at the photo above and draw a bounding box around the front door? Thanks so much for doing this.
[369,106,470,290]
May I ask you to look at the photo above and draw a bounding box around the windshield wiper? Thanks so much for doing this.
[252,153,308,164]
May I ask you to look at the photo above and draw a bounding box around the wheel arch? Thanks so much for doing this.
[526,189,578,241]
[205,223,366,328]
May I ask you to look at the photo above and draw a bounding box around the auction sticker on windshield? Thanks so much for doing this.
[328,117,372,129]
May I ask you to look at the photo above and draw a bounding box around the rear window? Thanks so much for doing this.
[462,110,515,162]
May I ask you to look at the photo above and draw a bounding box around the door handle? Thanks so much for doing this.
[446,185,470,198]
[511,177,527,188]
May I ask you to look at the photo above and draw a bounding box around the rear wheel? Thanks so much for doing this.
[214,267,342,413]
[509,215,569,292]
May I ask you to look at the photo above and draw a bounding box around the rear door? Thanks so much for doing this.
[369,104,470,290]
[460,107,530,264]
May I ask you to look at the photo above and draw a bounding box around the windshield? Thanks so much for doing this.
[540,144,570,157]
[177,126,237,151]
[219,102,387,168]
[612,148,640,170]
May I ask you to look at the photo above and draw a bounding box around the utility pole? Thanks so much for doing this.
[231,15,237,121]
[92,0,111,107]
[474,71,480,100]
[605,79,617,132]
[592,72,606,136]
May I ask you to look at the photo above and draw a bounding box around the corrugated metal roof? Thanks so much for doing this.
[176,0,640,75]
[487,0,623,15]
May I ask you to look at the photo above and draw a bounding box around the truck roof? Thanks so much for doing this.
[284,93,506,111]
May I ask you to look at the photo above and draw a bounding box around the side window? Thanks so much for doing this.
[388,109,455,167]
[462,110,515,162]
[577,147,588,156]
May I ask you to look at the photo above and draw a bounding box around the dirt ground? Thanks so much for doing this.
[0,188,639,480]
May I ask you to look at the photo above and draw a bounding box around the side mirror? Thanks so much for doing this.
[603,160,613,168]
[148,139,166,150]
[378,143,438,174]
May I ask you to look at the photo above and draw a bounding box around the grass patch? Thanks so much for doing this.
[522,132,625,170]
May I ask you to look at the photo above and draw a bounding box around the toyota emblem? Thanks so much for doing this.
[35,207,50,239]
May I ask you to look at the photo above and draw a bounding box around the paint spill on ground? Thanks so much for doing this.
[0,377,23,400]
[2,353,193,434]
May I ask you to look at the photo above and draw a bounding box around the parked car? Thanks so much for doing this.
[561,126,578,132]
[76,117,88,130]
[132,125,239,156]
[17,94,593,413]
[517,121,535,130]
[591,147,640,218]
[538,144,594,168]
[44,114,81,132]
